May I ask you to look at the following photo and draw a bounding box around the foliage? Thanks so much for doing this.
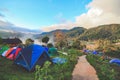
[66,27,86,37]
[86,55,117,80]
[47,43,53,48]
[42,36,49,43]
[72,40,83,49]
[96,39,112,50]
[79,24,120,40]
[0,37,2,44]
[25,38,34,46]
[35,49,83,80]
[0,57,35,80]
[35,62,53,80]
[105,46,120,58]
[56,40,67,49]
[54,31,67,49]
[0,47,82,80]
[94,39,120,58]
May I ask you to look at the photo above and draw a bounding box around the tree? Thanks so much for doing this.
[25,38,34,46]
[72,39,81,49]
[54,31,67,50]
[96,39,112,51]
[0,37,2,44]
[42,36,49,44]
[47,43,53,48]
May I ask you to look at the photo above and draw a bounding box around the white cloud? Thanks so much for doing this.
[41,22,77,32]
[86,0,120,16]
[76,0,120,28]
[0,20,13,27]
[41,0,120,32]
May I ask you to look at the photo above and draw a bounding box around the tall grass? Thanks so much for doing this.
[86,55,116,80]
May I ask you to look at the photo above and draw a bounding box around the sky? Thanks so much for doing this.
[0,0,120,32]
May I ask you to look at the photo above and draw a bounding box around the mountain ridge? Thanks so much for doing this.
[79,24,120,40]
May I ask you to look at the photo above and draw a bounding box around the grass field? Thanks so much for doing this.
[0,49,82,80]
[0,56,35,80]
[86,54,120,80]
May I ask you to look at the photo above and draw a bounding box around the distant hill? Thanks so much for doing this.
[1,24,120,41]
[35,27,86,39]
[0,26,41,38]
[66,27,86,37]
[0,31,23,38]
[41,29,68,35]
[34,29,69,39]
[79,24,120,40]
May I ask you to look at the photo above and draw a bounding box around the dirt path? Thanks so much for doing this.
[72,55,99,80]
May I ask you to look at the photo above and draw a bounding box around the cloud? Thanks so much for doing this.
[0,20,13,27]
[76,0,120,28]
[86,0,120,16]
[0,13,5,17]
[0,8,9,18]
[0,8,9,12]
[41,22,77,32]
[0,9,12,27]
[41,0,120,31]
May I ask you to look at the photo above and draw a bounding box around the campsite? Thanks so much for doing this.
[0,28,120,80]
[0,0,120,80]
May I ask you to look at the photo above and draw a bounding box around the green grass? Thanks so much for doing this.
[0,56,35,80]
[0,49,83,80]
[86,54,120,80]
[35,49,83,80]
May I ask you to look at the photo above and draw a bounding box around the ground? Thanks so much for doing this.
[0,56,35,80]
[72,55,99,80]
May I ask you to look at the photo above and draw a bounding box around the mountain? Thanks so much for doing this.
[79,24,120,40]
[41,29,68,35]
[0,26,41,38]
[34,29,69,39]
[34,27,86,39]
[66,27,86,37]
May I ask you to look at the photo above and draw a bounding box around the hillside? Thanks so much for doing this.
[66,27,86,37]
[79,24,120,40]
[42,29,68,35]
[1,24,120,41]
[35,27,86,39]
[34,29,69,39]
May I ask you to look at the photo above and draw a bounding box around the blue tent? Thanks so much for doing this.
[52,57,66,64]
[14,44,51,71]
[109,58,120,65]
[92,50,98,55]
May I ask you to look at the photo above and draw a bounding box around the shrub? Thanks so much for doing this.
[35,49,83,80]
[42,36,49,44]
[86,55,116,80]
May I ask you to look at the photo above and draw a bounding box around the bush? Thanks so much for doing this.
[42,36,49,44]
[105,47,120,58]
[35,49,83,80]
[86,55,116,80]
